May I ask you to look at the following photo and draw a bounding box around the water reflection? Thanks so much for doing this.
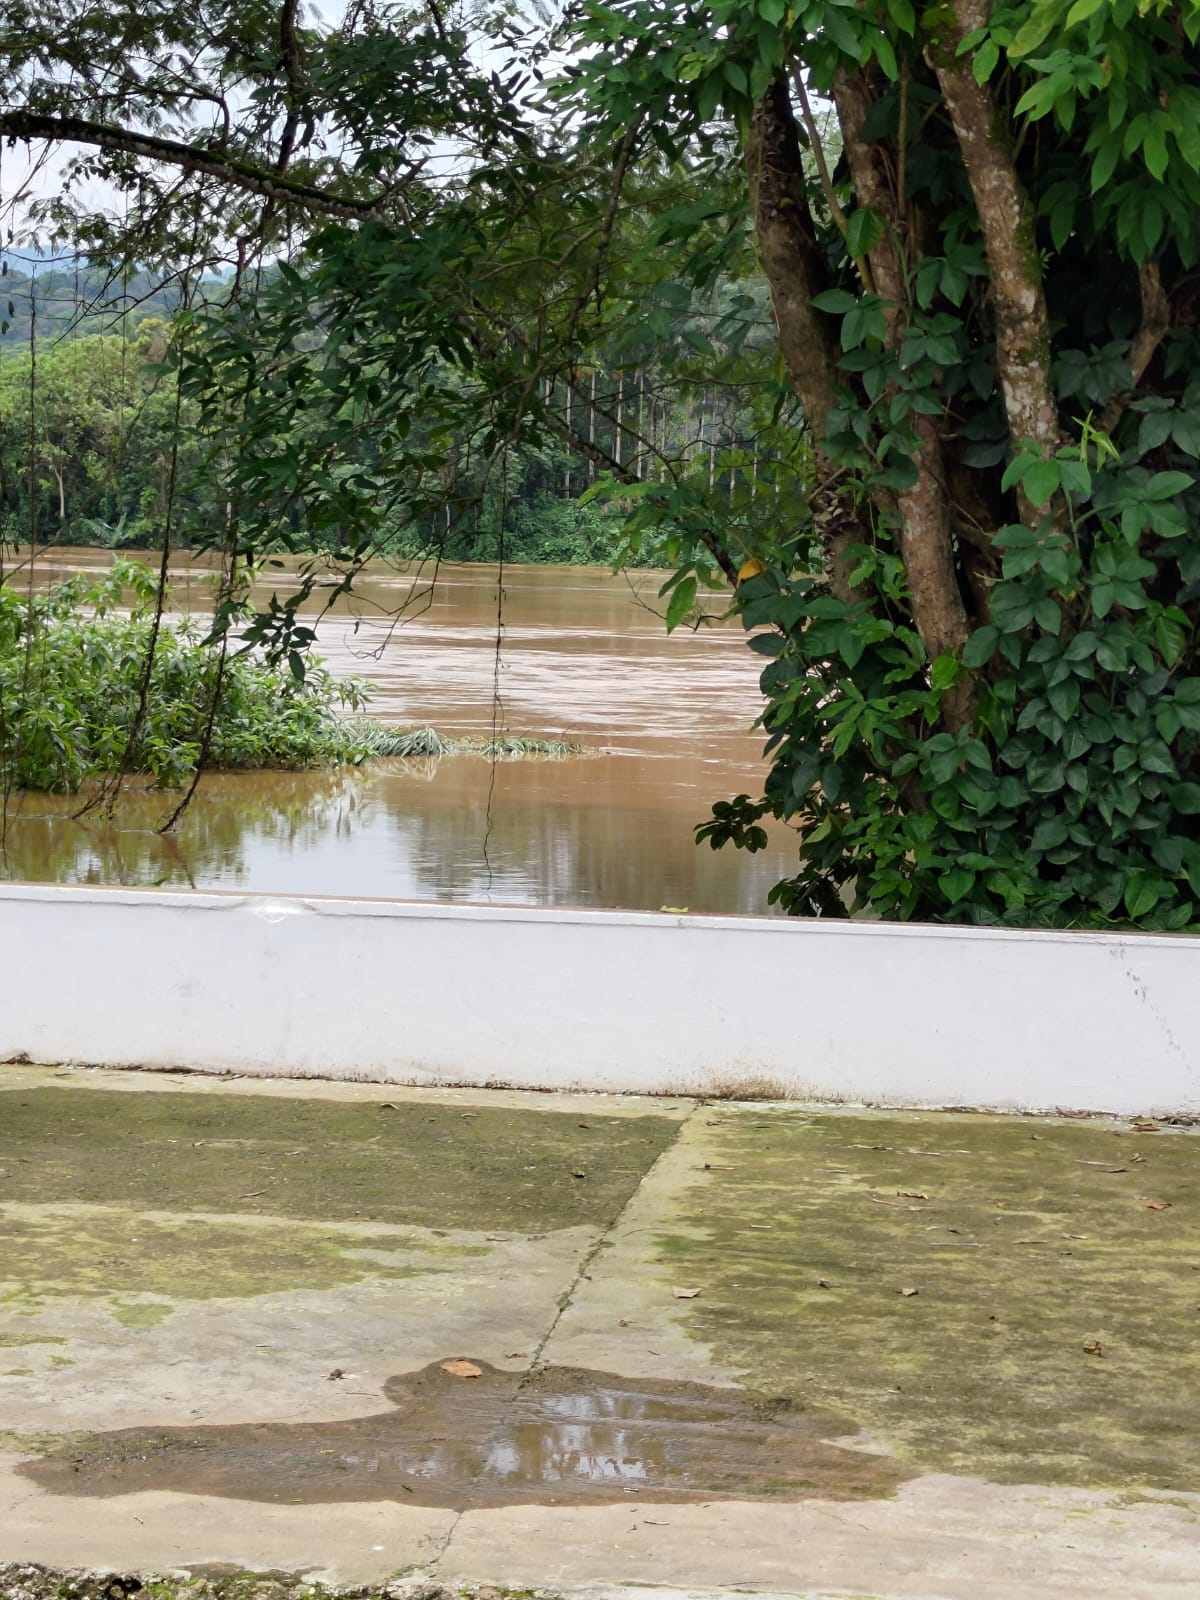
[0,758,795,913]
[3,554,797,913]
[22,1358,908,1506]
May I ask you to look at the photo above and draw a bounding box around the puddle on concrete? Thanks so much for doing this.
[17,1359,908,1506]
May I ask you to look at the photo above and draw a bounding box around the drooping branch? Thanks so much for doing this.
[929,1,1061,518]
[0,111,379,221]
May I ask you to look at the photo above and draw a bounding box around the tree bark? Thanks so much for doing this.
[833,68,973,713]
[745,78,865,607]
[929,2,1061,522]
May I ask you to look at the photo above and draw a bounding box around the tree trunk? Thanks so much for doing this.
[833,68,973,718]
[929,2,1061,526]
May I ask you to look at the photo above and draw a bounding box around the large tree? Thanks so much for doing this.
[567,0,1200,927]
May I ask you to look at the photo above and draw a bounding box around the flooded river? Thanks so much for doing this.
[1,551,798,913]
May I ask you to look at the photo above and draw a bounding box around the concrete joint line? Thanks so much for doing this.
[425,1105,701,1574]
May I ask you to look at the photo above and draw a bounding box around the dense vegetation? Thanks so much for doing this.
[0,560,372,793]
[2,0,1200,929]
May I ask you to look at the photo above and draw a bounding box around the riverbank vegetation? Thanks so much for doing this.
[0,561,582,796]
[3,0,1200,928]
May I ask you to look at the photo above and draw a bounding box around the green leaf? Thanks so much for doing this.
[812,289,858,314]
[1124,870,1163,920]
[665,575,697,632]
[963,624,999,667]
[845,207,884,259]
[1169,782,1200,814]
[930,653,963,690]
[940,867,976,903]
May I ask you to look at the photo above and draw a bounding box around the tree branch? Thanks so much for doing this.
[0,110,380,222]
[1100,259,1170,436]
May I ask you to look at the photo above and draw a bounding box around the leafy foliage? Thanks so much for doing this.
[0,560,368,792]
[568,0,1200,928]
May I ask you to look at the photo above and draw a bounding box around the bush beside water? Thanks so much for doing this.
[0,561,583,794]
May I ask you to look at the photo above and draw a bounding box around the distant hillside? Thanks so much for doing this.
[0,258,225,345]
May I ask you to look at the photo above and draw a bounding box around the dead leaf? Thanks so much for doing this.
[899,1287,919,1298]
[1131,1120,1159,1132]
[440,1359,483,1379]
[1146,1201,1173,1211]
[898,1191,929,1200]
[672,1286,702,1299]
[327,1368,346,1381]
[1083,1339,1104,1357]
[1063,1233,1088,1240]
[571,1169,586,1180]
[380,1103,397,1110]
[237,1191,266,1200]
[816,1278,832,1289]
[577,1122,591,1129]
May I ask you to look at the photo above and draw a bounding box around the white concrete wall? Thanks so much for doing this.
[0,882,1197,1114]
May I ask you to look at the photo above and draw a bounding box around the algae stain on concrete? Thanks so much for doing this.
[660,1109,1200,1492]
[17,1357,908,1507]
[0,1208,483,1312]
[0,1087,676,1233]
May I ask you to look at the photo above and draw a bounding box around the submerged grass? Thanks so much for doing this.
[339,718,590,759]
[660,1108,1200,1493]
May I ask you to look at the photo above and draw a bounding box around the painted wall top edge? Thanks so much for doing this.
[2,878,1199,953]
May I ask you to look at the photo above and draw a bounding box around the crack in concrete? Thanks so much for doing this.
[423,1101,702,1573]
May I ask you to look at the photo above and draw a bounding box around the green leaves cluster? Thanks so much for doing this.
[0,561,369,793]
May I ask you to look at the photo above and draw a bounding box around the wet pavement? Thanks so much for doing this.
[1,1063,1198,1599]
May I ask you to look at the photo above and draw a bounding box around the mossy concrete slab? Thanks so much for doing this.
[643,1104,1200,1493]
[1,1069,1199,1598]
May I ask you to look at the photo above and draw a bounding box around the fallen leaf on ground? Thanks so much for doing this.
[327,1368,346,1381]
[440,1359,483,1378]
[1063,1233,1088,1240]
[1131,1120,1159,1131]
[816,1278,832,1289]
[898,1191,929,1200]
[380,1103,397,1110]
[577,1122,591,1129]
[571,1169,587,1179]
[237,1191,266,1199]
[1083,1339,1104,1357]
[899,1287,919,1298]
[672,1286,702,1299]
[1146,1201,1173,1211]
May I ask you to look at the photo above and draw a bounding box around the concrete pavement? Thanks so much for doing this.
[1,1063,1198,1599]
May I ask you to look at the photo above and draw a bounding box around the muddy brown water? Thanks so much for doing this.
[19,1360,907,1507]
[2,552,797,912]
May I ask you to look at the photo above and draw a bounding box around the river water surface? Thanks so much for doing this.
[2,552,797,913]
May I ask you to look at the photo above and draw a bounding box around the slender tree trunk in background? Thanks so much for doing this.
[564,380,571,497]
[708,389,716,492]
[587,368,596,483]
[636,369,645,477]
